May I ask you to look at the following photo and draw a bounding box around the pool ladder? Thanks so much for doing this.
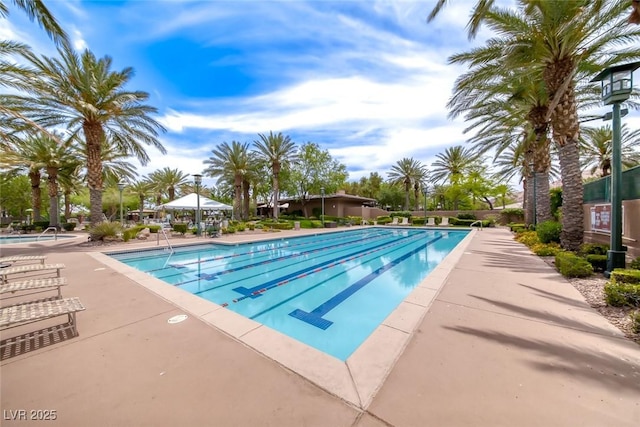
[470,220,483,230]
[157,227,174,253]
[36,226,58,241]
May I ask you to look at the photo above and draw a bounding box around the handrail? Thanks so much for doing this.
[157,226,174,253]
[37,226,58,241]
[470,220,483,230]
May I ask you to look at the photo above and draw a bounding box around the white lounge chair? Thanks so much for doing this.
[0,255,47,265]
[440,217,450,227]
[400,217,409,226]
[426,217,436,226]
[389,217,399,225]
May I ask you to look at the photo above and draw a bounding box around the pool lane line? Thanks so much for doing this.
[145,229,394,273]
[288,235,444,329]
[217,232,430,307]
[158,230,403,285]
[183,232,411,292]
[247,236,439,320]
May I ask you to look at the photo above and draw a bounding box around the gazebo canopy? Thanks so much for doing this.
[158,193,232,211]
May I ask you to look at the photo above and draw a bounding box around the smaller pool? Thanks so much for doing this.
[0,235,76,245]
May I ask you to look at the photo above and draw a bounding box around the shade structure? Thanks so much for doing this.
[158,193,232,211]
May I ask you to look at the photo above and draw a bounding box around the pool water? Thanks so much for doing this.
[109,228,469,360]
[0,235,75,244]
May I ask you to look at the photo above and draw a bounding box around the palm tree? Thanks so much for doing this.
[11,45,166,225]
[203,141,251,221]
[253,131,298,219]
[148,167,189,201]
[387,157,427,211]
[1,0,68,45]
[128,179,153,223]
[427,0,495,39]
[430,146,475,186]
[580,124,640,177]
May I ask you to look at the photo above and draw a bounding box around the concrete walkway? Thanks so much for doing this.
[1,228,638,426]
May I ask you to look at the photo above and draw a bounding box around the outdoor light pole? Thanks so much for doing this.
[529,161,537,227]
[320,187,325,227]
[193,174,202,236]
[423,188,428,220]
[117,181,125,227]
[591,61,640,276]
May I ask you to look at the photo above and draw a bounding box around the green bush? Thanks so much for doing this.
[579,243,609,256]
[604,270,640,307]
[412,217,426,225]
[88,222,122,241]
[173,223,188,235]
[33,220,50,229]
[122,228,138,242]
[376,216,392,225]
[147,225,161,233]
[531,242,561,256]
[630,257,640,270]
[585,254,607,272]
[501,208,525,225]
[236,223,246,232]
[610,269,640,285]
[62,222,76,231]
[247,222,255,230]
[536,220,562,244]
[457,212,476,220]
[555,251,593,278]
[509,223,526,232]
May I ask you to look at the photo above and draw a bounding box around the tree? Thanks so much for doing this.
[580,124,640,177]
[0,0,68,45]
[148,167,190,201]
[253,131,298,219]
[128,179,153,223]
[203,141,251,221]
[430,146,474,186]
[387,157,427,211]
[12,46,166,225]
[286,142,348,217]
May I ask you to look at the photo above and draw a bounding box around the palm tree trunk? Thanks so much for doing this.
[535,172,552,223]
[29,171,42,221]
[272,174,279,220]
[242,179,250,220]
[47,168,59,227]
[557,142,584,251]
[84,122,105,225]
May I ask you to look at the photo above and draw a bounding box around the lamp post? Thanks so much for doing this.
[320,187,325,227]
[591,61,640,276]
[423,188,428,220]
[117,181,125,227]
[193,174,202,236]
[528,161,537,227]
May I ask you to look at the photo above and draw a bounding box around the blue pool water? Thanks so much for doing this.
[0,235,75,244]
[109,228,469,360]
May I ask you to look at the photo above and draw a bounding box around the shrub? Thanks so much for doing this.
[412,217,426,225]
[579,243,609,256]
[236,223,246,232]
[376,216,392,225]
[226,226,236,233]
[555,251,593,278]
[62,222,76,231]
[122,228,138,242]
[630,257,640,270]
[88,222,122,241]
[604,270,640,307]
[457,212,476,220]
[172,223,188,235]
[536,221,561,244]
[509,223,526,232]
[33,220,50,229]
[247,222,255,230]
[147,225,161,233]
[631,311,640,333]
[585,254,607,272]
[515,231,539,247]
[531,242,561,256]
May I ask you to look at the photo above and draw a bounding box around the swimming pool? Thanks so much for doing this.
[109,228,469,360]
[0,234,76,244]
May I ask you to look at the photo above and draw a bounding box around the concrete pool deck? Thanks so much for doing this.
[1,227,639,426]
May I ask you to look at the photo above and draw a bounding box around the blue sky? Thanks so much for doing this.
[4,0,639,188]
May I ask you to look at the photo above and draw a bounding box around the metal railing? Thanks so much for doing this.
[157,226,174,254]
[36,226,58,241]
[470,220,483,230]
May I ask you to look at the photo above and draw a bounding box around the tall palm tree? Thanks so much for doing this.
[148,167,189,201]
[580,124,640,177]
[430,146,475,186]
[128,179,153,223]
[253,131,298,219]
[387,157,427,211]
[203,141,251,221]
[11,46,166,225]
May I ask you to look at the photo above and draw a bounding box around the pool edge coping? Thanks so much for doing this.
[88,227,477,409]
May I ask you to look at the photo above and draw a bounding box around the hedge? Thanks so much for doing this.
[605,269,640,307]
[555,251,593,278]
